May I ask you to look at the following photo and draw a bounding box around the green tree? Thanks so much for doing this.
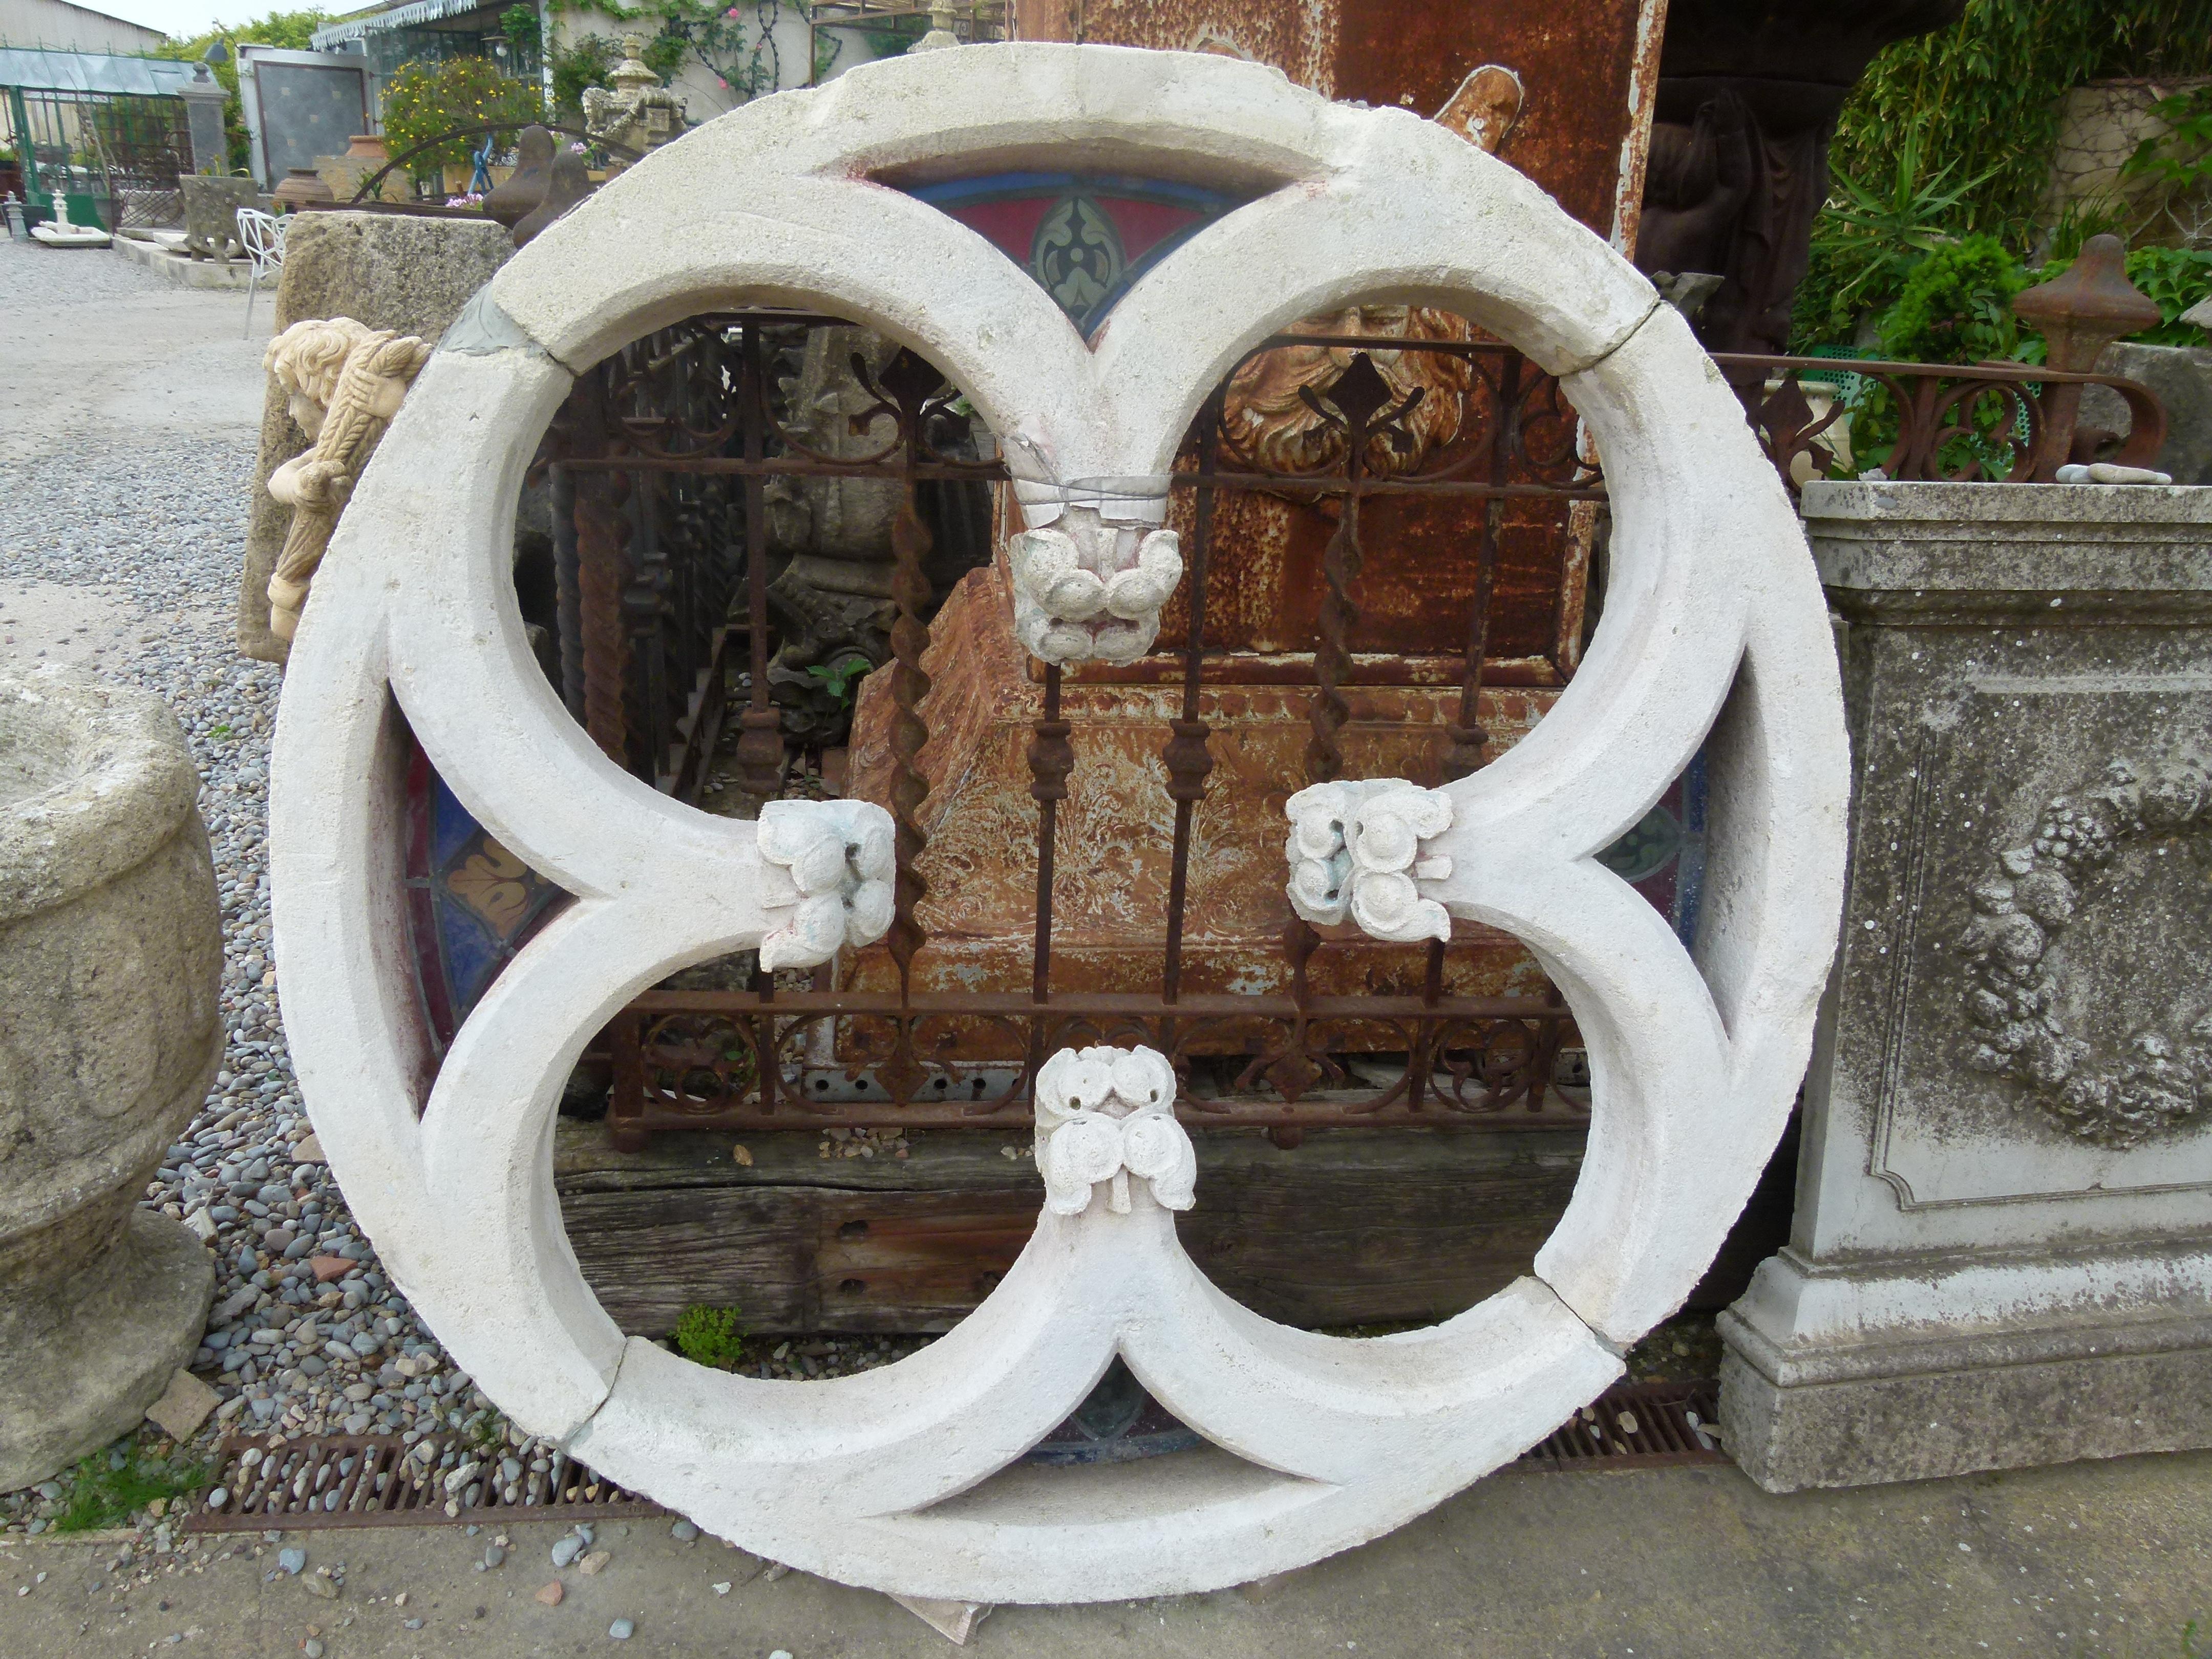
[153,10,332,174]
[379,56,545,178]
[1830,0,2212,250]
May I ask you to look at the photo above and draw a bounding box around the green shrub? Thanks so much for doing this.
[1876,235,2035,365]
[379,56,543,176]
[673,1304,747,1370]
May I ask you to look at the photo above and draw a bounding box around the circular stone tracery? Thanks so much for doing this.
[1960,756,2212,1146]
[269,44,1847,1604]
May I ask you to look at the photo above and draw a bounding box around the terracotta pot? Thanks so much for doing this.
[271,166,335,211]
[344,133,388,162]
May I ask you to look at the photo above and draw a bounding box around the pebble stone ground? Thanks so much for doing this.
[0,241,962,1550]
[0,238,506,1539]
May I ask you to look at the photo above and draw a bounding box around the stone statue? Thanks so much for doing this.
[263,317,433,642]
[582,36,687,159]
[1636,0,1967,354]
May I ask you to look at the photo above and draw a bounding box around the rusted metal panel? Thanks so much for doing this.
[1066,0,1664,245]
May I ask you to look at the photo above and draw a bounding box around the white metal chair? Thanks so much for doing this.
[238,207,286,336]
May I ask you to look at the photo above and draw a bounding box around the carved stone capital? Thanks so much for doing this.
[1284,779,1456,942]
[1033,1044,1195,1216]
[1007,508,1182,667]
[755,799,896,971]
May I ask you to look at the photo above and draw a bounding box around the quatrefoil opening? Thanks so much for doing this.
[269,41,1847,1607]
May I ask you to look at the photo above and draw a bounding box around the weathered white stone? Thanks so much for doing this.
[1283,779,1455,941]
[1721,481,2212,1493]
[271,43,1844,1599]
[1032,1045,1194,1216]
[755,800,896,970]
[1,666,222,1490]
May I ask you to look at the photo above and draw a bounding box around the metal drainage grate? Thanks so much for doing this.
[1518,1379,1728,1470]
[184,1379,1726,1534]
[183,1434,665,1534]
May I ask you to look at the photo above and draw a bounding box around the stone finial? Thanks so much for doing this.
[2012,235,2163,372]
[264,317,433,641]
[755,799,896,970]
[1032,1045,1195,1216]
[583,34,687,157]
[2183,293,2212,339]
[1284,779,1455,942]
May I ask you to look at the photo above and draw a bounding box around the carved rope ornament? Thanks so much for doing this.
[269,45,1847,1606]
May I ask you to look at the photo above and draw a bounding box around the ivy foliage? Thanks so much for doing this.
[380,56,545,175]
[545,0,802,116]
[153,9,332,174]
[1791,0,2212,351]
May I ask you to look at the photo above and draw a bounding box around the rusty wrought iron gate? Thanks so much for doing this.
[530,310,1609,1145]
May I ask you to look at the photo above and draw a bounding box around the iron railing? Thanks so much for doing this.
[1716,352,2167,494]
[533,314,1602,1145]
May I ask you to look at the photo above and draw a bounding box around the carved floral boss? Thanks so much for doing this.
[269,46,1846,1606]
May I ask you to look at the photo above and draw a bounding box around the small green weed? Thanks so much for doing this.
[51,1437,210,1534]
[673,1304,747,1371]
[207,724,233,741]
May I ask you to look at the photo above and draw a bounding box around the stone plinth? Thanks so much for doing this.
[1720,479,2212,1493]
[236,211,514,664]
[0,667,223,1492]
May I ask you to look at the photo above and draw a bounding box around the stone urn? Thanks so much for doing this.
[343,134,388,163]
[0,667,222,1491]
[271,166,335,212]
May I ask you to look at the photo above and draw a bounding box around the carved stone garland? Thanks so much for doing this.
[1959,756,2212,1147]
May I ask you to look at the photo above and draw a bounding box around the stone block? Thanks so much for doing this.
[237,211,515,664]
[2082,341,2212,486]
[144,1368,220,1441]
[179,176,263,265]
[1721,479,2212,1493]
[0,666,222,1492]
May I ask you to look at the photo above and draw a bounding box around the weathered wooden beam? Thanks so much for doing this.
[556,1122,1593,1335]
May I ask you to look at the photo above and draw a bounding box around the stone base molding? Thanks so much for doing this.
[1720,480,2212,1496]
[1720,1242,2212,1493]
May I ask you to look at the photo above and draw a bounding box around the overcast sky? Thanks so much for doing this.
[98,0,255,42]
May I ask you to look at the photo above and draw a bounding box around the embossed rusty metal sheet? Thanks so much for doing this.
[843,560,1561,1037]
[1064,0,1664,244]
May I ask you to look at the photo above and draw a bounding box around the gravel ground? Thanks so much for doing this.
[0,246,937,1546]
[0,237,171,307]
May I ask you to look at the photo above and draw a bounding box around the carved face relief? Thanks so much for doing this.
[1221,305,1476,478]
